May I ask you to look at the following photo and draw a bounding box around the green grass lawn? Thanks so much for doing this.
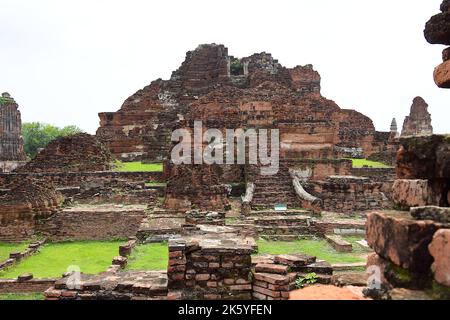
[0,242,29,262]
[256,238,368,264]
[0,293,44,300]
[0,241,122,279]
[348,158,391,168]
[126,243,168,271]
[114,161,163,172]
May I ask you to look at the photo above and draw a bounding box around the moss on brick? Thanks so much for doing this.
[428,281,450,300]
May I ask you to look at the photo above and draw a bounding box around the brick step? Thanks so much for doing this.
[255,263,289,275]
[254,182,293,186]
[247,209,311,216]
[251,204,300,211]
[254,182,292,188]
[251,201,300,207]
[251,206,300,210]
[260,235,310,241]
[253,191,295,197]
[253,190,297,197]
[256,226,311,235]
[253,215,311,223]
[253,195,296,200]
[294,261,333,275]
[252,195,298,201]
[325,235,353,253]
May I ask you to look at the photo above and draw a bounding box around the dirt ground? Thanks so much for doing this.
[289,285,370,300]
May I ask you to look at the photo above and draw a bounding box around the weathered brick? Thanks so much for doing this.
[229,284,252,291]
[255,263,288,275]
[253,285,280,298]
[253,272,290,285]
[195,274,210,281]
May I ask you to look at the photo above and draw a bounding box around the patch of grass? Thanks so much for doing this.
[225,217,239,225]
[347,158,391,168]
[0,241,122,279]
[0,242,29,261]
[256,239,366,264]
[126,243,168,271]
[145,181,167,187]
[114,161,163,172]
[0,293,44,300]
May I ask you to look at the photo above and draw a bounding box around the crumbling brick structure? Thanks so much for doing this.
[167,233,256,300]
[364,134,450,299]
[0,179,63,242]
[0,92,27,172]
[365,209,450,300]
[95,44,401,212]
[394,135,450,209]
[163,163,229,211]
[425,0,450,88]
[16,133,112,173]
[309,176,391,213]
[96,44,395,163]
[252,254,333,300]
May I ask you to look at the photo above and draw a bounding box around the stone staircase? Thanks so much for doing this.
[241,210,318,241]
[248,163,301,210]
[136,208,186,242]
[251,254,333,300]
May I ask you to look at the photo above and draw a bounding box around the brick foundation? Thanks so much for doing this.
[167,234,257,300]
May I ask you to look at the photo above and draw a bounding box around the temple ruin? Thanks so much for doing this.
[0,1,449,302]
[0,92,27,172]
[401,97,433,137]
[96,44,397,164]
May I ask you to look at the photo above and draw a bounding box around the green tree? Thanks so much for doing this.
[22,122,83,159]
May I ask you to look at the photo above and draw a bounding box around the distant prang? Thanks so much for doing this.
[0,92,27,172]
[401,96,433,137]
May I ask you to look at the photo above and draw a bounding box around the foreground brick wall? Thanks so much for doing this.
[0,279,55,293]
[167,235,256,300]
[0,180,63,242]
[365,209,450,299]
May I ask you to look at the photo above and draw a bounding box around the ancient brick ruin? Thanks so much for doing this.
[0,179,63,242]
[167,233,256,300]
[401,97,433,137]
[96,44,396,164]
[425,0,450,88]
[0,2,449,301]
[395,135,450,208]
[363,134,450,299]
[0,92,27,172]
[95,43,401,214]
[16,133,112,173]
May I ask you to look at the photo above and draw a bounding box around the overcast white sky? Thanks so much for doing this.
[1,0,448,134]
